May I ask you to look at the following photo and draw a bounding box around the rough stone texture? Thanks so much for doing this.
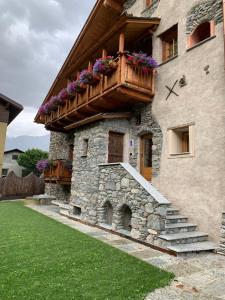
[45,183,70,203]
[69,114,162,225]
[130,103,163,177]
[45,131,73,203]
[186,0,223,33]
[218,213,225,255]
[141,0,160,17]
[48,131,73,160]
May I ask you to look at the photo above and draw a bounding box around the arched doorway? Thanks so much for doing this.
[140,133,153,181]
[104,201,113,226]
[121,205,132,231]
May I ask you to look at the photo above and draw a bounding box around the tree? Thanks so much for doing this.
[17,148,48,176]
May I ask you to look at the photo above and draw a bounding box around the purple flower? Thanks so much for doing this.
[79,69,100,85]
[58,88,69,101]
[36,159,49,172]
[67,80,86,95]
[93,56,115,75]
[127,52,158,70]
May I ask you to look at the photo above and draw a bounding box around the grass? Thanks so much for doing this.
[0,202,174,300]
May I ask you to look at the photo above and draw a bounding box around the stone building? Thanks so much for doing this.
[2,149,24,177]
[35,0,225,255]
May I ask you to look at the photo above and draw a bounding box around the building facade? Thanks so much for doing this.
[2,149,24,177]
[0,94,23,176]
[35,0,225,255]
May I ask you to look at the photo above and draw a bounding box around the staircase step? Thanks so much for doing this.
[166,215,188,224]
[166,207,180,215]
[159,231,208,245]
[167,241,217,254]
[165,223,197,234]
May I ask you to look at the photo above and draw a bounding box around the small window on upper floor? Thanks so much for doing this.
[81,139,89,157]
[12,155,18,160]
[160,24,178,63]
[168,124,194,158]
[188,21,215,49]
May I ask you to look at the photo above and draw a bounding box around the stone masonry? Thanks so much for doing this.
[98,163,169,245]
[186,0,223,34]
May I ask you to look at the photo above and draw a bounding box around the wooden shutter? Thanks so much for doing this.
[108,132,124,163]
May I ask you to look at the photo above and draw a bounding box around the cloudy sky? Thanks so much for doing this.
[0,0,95,137]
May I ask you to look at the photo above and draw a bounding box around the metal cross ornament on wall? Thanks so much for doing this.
[165,80,179,101]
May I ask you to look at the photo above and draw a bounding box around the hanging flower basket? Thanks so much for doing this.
[79,69,100,85]
[39,102,51,115]
[49,96,61,111]
[126,52,158,73]
[93,56,117,76]
[58,88,69,102]
[67,80,86,95]
[36,159,49,173]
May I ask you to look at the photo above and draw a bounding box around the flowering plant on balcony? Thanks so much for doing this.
[49,96,61,111]
[58,88,69,102]
[126,52,158,73]
[39,102,51,115]
[36,159,49,173]
[79,69,100,85]
[93,56,117,76]
[67,80,86,95]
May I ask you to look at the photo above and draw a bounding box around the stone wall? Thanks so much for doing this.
[141,0,160,17]
[97,163,169,244]
[45,131,73,202]
[70,119,130,224]
[186,0,223,33]
[45,183,70,203]
[218,213,225,255]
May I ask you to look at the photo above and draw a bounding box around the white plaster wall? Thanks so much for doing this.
[128,0,225,243]
[3,151,24,177]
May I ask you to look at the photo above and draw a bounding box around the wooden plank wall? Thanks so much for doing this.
[0,172,44,199]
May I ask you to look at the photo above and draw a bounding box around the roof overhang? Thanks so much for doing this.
[0,93,23,125]
[34,0,160,123]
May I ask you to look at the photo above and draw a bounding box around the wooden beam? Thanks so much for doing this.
[65,112,132,130]
[119,31,125,53]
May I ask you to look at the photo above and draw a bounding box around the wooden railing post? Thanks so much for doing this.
[118,31,126,83]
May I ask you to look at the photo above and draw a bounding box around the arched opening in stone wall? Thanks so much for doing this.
[120,204,132,231]
[103,201,113,226]
[188,21,214,48]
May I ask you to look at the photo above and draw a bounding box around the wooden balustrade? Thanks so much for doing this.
[44,54,155,130]
[44,160,72,185]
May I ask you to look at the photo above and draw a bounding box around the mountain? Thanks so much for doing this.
[5,135,50,152]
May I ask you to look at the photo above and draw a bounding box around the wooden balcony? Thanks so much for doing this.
[42,54,155,131]
[44,160,72,185]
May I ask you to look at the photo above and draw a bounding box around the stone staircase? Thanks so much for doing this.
[158,206,217,255]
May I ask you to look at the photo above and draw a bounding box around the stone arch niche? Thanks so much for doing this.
[118,204,132,232]
[103,201,113,226]
[186,0,223,35]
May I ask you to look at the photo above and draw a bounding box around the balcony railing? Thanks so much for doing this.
[42,53,155,131]
[44,160,72,185]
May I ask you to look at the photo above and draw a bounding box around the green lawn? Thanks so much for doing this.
[0,202,173,300]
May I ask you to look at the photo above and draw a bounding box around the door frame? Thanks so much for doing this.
[139,133,153,181]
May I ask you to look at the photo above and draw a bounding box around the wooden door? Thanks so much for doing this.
[140,134,152,181]
[108,132,124,163]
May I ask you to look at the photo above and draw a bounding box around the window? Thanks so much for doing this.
[168,124,194,157]
[12,155,18,160]
[73,206,81,216]
[188,21,215,49]
[160,25,178,62]
[81,139,88,157]
[108,132,124,163]
[2,168,8,176]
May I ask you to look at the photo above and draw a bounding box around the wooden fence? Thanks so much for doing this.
[0,171,44,200]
